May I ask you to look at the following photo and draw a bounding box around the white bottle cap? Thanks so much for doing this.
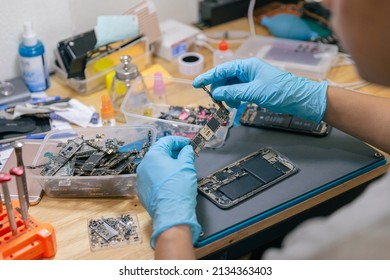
[22,21,37,46]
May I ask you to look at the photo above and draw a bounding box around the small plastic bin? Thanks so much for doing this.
[54,36,151,95]
[31,125,156,198]
[235,36,339,80]
[120,76,236,148]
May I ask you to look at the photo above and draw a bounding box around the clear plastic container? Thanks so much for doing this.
[31,125,156,198]
[120,76,236,148]
[235,36,339,80]
[54,36,151,95]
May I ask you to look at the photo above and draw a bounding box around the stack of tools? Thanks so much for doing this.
[0,142,56,260]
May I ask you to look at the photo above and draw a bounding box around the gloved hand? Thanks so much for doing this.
[136,136,202,248]
[193,57,328,123]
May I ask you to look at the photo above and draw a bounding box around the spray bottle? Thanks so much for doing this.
[18,22,50,92]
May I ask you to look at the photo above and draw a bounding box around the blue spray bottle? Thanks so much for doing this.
[18,22,50,92]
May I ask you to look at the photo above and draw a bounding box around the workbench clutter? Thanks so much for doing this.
[121,76,236,149]
[0,96,101,143]
[54,14,155,95]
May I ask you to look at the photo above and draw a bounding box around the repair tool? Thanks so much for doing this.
[0,172,18,235]
[0,183,3,213]
[0,170,57,259]
[201,84,225,108]
[11,141,29,207]
[9,166,29,228]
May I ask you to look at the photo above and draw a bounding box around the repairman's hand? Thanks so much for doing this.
[136,136,201,248]
[193,57,328,123]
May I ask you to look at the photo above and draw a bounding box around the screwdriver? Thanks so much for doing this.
[10,167,29,229]
[12,141,29,207]
[0,172,18,235]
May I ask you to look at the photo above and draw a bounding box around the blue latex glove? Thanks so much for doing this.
[193,58,328,123]
[261,14,318,41]
[136,136,201,248]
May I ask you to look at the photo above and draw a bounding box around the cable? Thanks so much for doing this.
[327,79,370,90]
[195,34,216,53]
[248,0,257,37]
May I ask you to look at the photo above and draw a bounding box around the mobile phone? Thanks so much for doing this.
[197,148,298,209]
[240,104,331,136]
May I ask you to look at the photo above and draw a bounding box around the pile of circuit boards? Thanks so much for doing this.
[37,132,152,177]
[158,105,230,126]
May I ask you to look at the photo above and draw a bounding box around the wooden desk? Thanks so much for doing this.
[29,18,390,259]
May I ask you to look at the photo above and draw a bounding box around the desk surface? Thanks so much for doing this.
[195,125,387,248]
[27,18,390,259]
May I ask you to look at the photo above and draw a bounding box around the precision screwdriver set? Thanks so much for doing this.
[0,142,56,260]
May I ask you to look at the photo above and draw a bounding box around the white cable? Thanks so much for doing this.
[327,79,370,90]
[196,33,247,45]
[195,38,216,53]
[248,0,257,37]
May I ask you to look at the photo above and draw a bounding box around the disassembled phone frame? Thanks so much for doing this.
[197,148,299,209]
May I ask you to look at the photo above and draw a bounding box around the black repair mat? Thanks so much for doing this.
[0,116,51,140]
[194,125,386,246]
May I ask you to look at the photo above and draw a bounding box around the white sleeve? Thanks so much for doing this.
[263,172,390,259]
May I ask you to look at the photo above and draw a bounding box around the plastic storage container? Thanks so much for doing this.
[235,35,338,80]
[54,36,151,95]
[31,125,156,198]
[121,76,236,148]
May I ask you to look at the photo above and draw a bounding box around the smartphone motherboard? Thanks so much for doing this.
[197,148,298,209]
[240,104,331,136]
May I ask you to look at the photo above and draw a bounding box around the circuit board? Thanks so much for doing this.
[197,148,299,209]
[190,85,231,156]
[87,213,141,251]
[240,104,331,136]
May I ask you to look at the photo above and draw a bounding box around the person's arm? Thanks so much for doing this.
[155,225,196,260]
[324,86,390,153]
[193,58,390,154]
[136,136,201,259]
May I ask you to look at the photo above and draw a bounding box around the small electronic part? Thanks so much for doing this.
[197,148,298,209]
[240,104,331,136]
[190,85,230,156]
[80,151,106,174]
[87,213,141,251]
